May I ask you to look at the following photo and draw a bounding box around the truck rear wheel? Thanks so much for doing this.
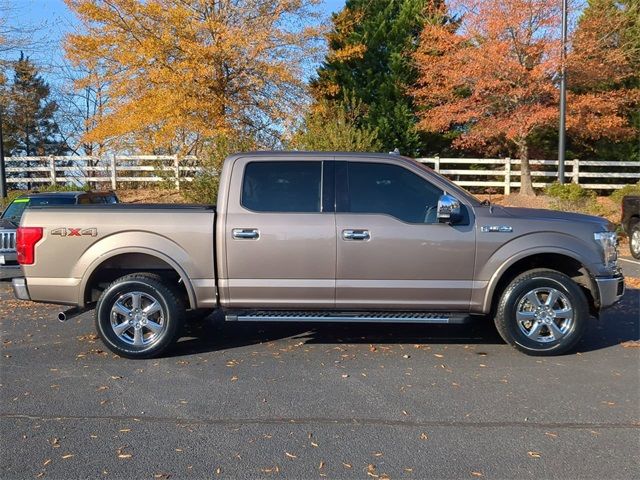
[95,273,185,359]
[494,269,588,356]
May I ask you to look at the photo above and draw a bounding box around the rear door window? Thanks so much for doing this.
[242,161,322,213]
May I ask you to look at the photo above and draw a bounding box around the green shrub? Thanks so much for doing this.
[544,182,602,215]
[610,182,640,204]
[182,170,220,205]
[545,182,594,202]
[35,183,90,193]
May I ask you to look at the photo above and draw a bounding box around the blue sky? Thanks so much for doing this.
[5,0,346,72]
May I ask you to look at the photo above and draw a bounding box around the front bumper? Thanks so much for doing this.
[12,277,30,301]
[595,274,625,309]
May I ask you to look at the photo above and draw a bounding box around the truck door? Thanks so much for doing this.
[335,159,476,311]
[222,158,336,309]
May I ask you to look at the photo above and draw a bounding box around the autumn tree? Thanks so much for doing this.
[413,0,638,195]
[413,0,565,195]
[566,0,639,161]
[313,0,438,156]
[64,0,322,155]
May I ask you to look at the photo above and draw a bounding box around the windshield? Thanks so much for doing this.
[1,197,76,224]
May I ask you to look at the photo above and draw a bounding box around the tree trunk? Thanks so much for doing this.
[518,141,535,196]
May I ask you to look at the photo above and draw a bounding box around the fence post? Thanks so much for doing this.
[572,159,579,184]
[504,157,511,195]
[49,156,56,186]
[434,156,440,173]
[174,155,180,190]
[110,155,117,190]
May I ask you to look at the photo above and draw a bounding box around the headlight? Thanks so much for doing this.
[594,231,618,270]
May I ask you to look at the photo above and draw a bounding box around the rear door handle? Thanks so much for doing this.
[232,228,260,240]
[343,229,370,241]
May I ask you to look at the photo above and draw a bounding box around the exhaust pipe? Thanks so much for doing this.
[57,306,88,323]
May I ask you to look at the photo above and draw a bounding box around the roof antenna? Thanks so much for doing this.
[389,148,400,155]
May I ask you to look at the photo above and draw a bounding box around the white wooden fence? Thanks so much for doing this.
[4,155,639,193]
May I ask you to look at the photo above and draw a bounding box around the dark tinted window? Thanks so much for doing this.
[105,195,119,204]
[346,162,442,223]
[29,197,76,206]
[90,195,106,204]
[2,197,76,224]
[242,161,322,213]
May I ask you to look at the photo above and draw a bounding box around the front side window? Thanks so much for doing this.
[346,162,443,224]
[242,161,322,213]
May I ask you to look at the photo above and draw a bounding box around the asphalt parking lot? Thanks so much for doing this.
[1,270,638,479]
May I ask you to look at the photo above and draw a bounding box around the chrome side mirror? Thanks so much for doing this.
[437,194,462,224]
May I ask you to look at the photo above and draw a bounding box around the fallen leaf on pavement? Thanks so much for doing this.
[528,451,541,458]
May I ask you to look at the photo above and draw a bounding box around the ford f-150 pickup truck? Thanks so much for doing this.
[12,152,624,358]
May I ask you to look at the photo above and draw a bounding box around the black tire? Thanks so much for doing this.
[629,220,640,260]
[95,273,185,359]
[494,269,589,356]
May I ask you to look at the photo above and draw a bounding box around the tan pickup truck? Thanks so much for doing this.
[12,152,624,358]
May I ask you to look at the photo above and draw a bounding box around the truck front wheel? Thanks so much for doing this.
[95,273,185,359]
[494,269,589,356]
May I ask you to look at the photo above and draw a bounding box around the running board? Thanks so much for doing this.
[225,311,470,324]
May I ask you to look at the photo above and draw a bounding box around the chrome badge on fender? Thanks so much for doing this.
[51,228,98,237]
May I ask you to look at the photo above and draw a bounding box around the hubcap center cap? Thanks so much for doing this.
[535,306,555,324]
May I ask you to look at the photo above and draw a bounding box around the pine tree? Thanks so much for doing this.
[4,53,67,156]
[312,0,439,156]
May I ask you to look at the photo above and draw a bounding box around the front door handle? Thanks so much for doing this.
[232,228,260,240]
[343,229,370,241]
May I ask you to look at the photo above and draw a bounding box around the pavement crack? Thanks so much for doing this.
[1,413,638,429]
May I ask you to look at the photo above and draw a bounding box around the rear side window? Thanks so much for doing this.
[29,197,76,206]
[1,199,29,224]
[345,162,443,224]
[242,161,322,213]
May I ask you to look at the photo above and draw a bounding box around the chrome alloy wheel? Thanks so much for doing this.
[631,229,640,254]
[516,287,574,343]
[110,291,165,346]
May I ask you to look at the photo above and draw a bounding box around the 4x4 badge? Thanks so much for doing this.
[51,228,98,237]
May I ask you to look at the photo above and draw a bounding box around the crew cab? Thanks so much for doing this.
[1,191,118,279]
[12,152,624,358]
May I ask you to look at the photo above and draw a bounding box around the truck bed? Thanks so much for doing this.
[19,204,217,308]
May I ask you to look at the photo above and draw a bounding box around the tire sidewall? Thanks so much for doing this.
[96,279,179,358]
[501,273,587,355]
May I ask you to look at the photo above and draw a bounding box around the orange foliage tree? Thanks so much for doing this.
[412,0,638,195]
[566,0,639,145]
[64,0,322,155]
